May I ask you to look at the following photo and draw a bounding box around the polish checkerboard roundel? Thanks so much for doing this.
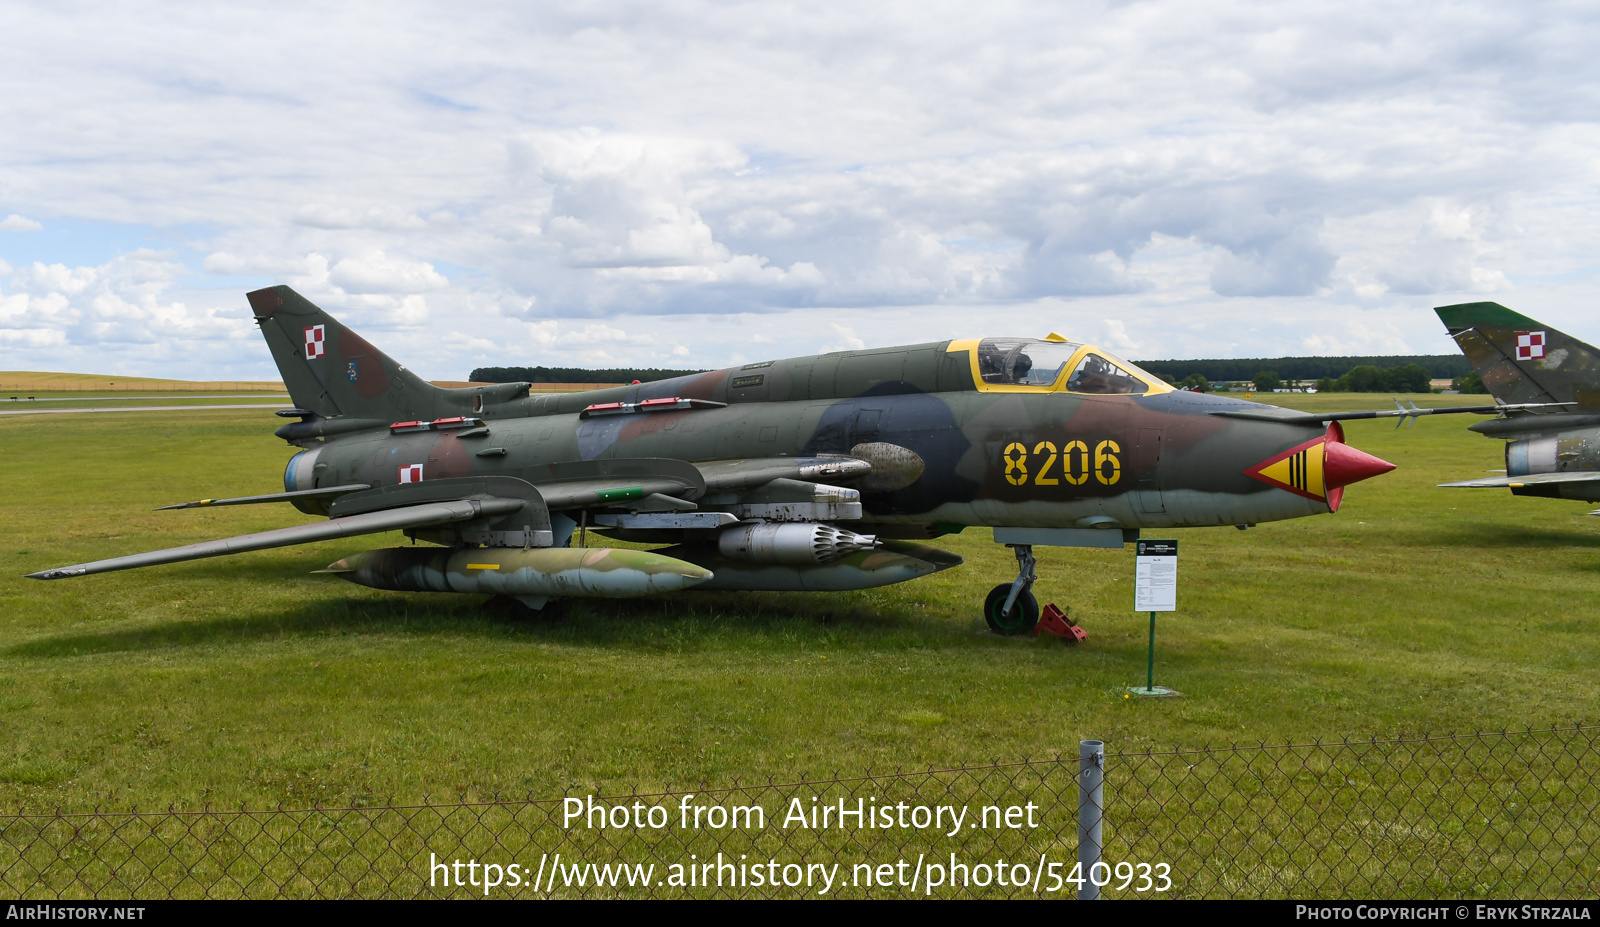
[1517,331,1546,360]
[399,464,423,483]
[304,325,326,359]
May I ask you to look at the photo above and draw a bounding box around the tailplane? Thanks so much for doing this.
[1435,302,1600,407]
[248,285,450,423]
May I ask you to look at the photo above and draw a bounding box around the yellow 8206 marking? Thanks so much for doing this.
[1033,441,1059,485]
[1003,442,1029,486]
[1001,439,1117,487]
[1062,440,1089,485]
[1095,439,1121,485]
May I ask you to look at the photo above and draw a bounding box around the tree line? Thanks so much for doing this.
[1172,363,1441,393]
[1135,354,1470,383]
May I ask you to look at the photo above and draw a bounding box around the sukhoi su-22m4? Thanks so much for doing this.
[31,286,1408,634]
[1434,301,1600,507]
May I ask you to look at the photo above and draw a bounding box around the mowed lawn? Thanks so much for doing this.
[1,393,1596,812]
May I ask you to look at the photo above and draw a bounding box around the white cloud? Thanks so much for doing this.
[0,251,256,372]
[293,203,427,231]
[526,130,741,269]
[3,1,1600,375]
[825,323,866,352]
[1099,319,1139,354]
[327,251,448,295]
[202,251,300,276]
[0,326,68,350]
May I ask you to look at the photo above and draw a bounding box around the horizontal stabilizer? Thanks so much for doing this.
[26,498,525,580]
[1438,471,1600,488]
[155,484,370,510]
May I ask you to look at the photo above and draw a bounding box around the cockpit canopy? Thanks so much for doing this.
[973,338,1163,394]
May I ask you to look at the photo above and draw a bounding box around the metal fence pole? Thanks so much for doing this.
[1078,739,1105,900]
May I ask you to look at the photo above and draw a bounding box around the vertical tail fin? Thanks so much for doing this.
[248,285,447,422]
[1435,302,1600,407]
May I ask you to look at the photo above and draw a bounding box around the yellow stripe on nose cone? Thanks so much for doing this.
[1251,442,1326,499]
[465,563,500,571]
[1243,436,1330,502]
[1243,423,1394,512]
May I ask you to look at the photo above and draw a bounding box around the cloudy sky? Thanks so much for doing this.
[3,1,1599,380]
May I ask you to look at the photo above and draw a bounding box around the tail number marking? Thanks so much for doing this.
[1003,440,1119,487]
[1095,440,1121,485]
[1004,442,1029,485]
[1033,441,1060,485]
[1063,440,1089,485]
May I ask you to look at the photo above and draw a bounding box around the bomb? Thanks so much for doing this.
[318,546,713,599]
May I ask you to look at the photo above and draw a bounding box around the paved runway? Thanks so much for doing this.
[0,404,287,416]
[3,394,288,402]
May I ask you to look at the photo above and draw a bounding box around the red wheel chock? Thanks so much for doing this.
[1035,602,1087,643]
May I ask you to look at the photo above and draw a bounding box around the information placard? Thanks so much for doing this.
[1134,539,1177,612]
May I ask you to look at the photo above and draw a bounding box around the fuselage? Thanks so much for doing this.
[1471,414,1600,501]
[285,337,1339,532]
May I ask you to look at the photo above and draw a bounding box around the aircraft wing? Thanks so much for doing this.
[1438,472,1600,489]
[155,484,370,510]
[1212,401,1573,427]
[28,456,878,581]
[26,498,525,580]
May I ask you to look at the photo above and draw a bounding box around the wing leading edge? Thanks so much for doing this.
[27,498,525,580]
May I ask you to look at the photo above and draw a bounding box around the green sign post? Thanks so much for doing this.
[1130,539,1180,698]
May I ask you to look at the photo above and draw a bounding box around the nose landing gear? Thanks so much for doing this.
[984,544,1041,635]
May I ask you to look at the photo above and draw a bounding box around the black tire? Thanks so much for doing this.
[984,584,1040,636]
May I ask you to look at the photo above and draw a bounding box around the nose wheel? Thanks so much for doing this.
[984,544,1041,635]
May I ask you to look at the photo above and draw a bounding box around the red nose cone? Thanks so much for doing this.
[1323,441,1396,490]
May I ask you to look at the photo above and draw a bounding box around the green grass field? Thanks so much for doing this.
[1,393,1596,817]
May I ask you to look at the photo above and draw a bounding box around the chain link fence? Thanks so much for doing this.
[3,723,1596,899]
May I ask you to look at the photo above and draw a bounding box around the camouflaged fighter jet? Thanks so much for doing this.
[31,285,1415,633]
[1435,302,1600,503]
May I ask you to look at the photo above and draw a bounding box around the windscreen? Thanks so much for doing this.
[1066,352,1152,395]
[976,338,1084,386]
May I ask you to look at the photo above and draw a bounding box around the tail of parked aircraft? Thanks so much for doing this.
[1434,302,1600,407]
[247,285,454,423]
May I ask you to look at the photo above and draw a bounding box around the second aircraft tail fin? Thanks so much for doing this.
[1434,302,1600,407]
